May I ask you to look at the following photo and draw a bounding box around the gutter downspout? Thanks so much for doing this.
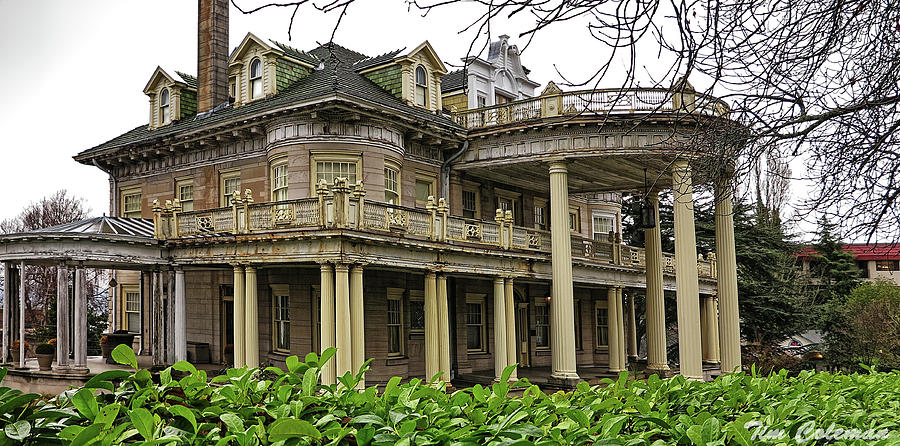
[441,141,469,200]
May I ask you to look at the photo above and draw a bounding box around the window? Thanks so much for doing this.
[495,93,511,104]
[596,303,609,348]
[220,171,241,206]
[409,291,425,334]
[876,260,899,271]
[271,159,288,202]
[466,295,486,352]
[123,287,140,333]
[415,173,436,208]
[384,162,400,204]
[250,58,263,100]
[316,161,357,185]
[477,95,487,108]
[574,299,582,350]
[272,285,290,352]
[311,285,321,353]
[387,289,404,356]
[176,179,194,212]
[495,190,520,224]
[592,213,616,240]
[462,190,478,219]
[535,302,550,349]
[569,207,580,232]
[415,66,427,107]
[159,88,171,125]
[121,189,142,218]
[533,199,547,230]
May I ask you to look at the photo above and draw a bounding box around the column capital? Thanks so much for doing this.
[245,265,257,273]
[548,160,568,173]
[333,263,350,272]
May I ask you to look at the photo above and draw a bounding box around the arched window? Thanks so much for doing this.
[250,58,263,99]
[159,88,170,124]
[414,66,427,107]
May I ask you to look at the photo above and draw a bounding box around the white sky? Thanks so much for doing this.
[0,1,814,235]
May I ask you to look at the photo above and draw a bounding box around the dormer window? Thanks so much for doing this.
[159,88,171,124]
[250,58,263,100]
[415,66,427,107]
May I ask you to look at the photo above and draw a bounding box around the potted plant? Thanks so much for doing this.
[10,340,29,367]
[100,335,112,359]
[35,343,54,371]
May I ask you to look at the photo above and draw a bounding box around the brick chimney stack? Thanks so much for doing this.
[197,0,229,112]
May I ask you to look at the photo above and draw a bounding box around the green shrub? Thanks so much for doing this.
[1,345,900,444]
[34,343,55,355]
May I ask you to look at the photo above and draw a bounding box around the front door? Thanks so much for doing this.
[516,303,530,367]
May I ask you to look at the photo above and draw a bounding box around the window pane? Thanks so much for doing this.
[409,301,425,331]
[415,66,427,85]
[317,161,357,185]
[415,85,426,107]
[462,190,476,218]
[223,177,241,205]
[384,167,399,203]
[416,180,432,203]
[466,302,484,351]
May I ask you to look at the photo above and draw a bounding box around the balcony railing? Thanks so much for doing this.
[451,87,730,130]
[151,181,717,279]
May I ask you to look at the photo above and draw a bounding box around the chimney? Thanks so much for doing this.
[197,0,229,113]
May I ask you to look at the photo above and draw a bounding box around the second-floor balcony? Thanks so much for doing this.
[450,85,730,131]
[152,181,717,280]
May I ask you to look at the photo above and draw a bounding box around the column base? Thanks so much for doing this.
[69,367,90,375]
[52,365,71,373]
[703,360,721,365]
[645,364,672,378]
[549,371,581,389]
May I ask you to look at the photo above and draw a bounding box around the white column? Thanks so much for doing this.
[548,161,579,384]
[166,271,176,365]
[672,160,703,380]
[319,263,336,385]
[244,266,259,368]
[716,179,742,373]
[616,287,627,369]
[607,287,623,373]
[73,266,87,372]
[436,274,451,383]
[232,266,245,368]
[19,262,27,369]
[55,264,70,369]
[174,268,186,362]
[626,292,638,361]
[1,262,9,364]
[701,295,720,364]
[492,277,508,381]
[424,272,439,382]
[644,191,670,374]
[504,277,517,380]
[334,264,352,379]
[350,265,365,388]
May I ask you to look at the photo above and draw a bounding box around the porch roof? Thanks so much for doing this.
[0,217,166,268]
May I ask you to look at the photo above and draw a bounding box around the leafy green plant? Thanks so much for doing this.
[35,343,55,355]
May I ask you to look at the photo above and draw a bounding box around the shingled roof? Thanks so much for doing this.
[353,48,405,71]
[441,69,466,93]
[77,42,464,159]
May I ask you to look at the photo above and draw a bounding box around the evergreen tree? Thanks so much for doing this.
[808,218,862,307]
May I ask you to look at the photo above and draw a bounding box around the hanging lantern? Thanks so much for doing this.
[641,198,656,229]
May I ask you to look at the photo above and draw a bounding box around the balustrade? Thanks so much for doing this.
[153,182,716,278]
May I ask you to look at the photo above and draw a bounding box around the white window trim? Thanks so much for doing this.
[219,169,241,207]
[534,298,551,350]
[384,158,401,205]
[176,178,194,212]
[465,293,487,353]
[120,187,142,218]
[159,88,171,125]
[408,289,424,334]
[121,285,140,333]
[271,284,290,353]
[569,206,581,233]
[595,301,609,351]
[270,157,289,202]
[414,65,428,108]
[415,171,438,208]
[249,58,264,101]
[309,151,363,192]
[592,210,618,240]
[387,287,406,357]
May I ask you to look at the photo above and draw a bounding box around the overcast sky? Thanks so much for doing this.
[0,1,813,235]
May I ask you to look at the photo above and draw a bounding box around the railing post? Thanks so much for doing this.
[231,190,241,233]
[504,210,514,249]
[708,252,717,278]
[427,195,438,241]
[495,209,506,249]
[615,232,623,264]
[332,178,350,228]
[316,180,330,227]
[438,198,449,242]
[151,200,163,239]
[171,199,182,237]
[540,81,563,117]
[242,189,253,233]
[352,182,366,230]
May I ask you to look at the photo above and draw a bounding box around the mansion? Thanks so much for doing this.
[0,0,742,388]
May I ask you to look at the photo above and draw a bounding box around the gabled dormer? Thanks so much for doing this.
[356,41,448,113]
[143,67,197,129]
[228,33,317,107]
